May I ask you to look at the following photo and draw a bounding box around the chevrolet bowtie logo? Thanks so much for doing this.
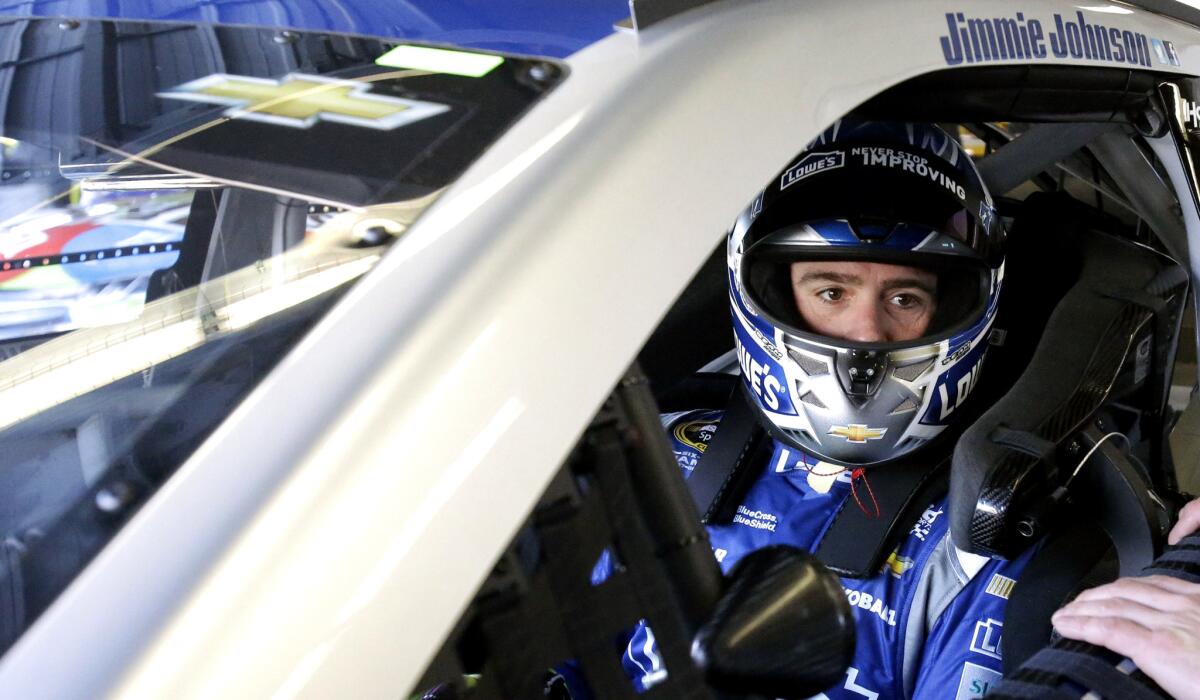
[828,424,887,443]
[158,73,449,130]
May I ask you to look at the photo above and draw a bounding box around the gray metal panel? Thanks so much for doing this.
[629,0,720,30]
[1130,0,1200,31]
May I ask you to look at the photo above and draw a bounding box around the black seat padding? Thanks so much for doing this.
[145,189,222,303]
[639,240,732,397]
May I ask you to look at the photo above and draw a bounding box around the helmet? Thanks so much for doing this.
[728,121,1004,466]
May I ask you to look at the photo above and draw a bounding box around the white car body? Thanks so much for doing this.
[0,0,1198,697]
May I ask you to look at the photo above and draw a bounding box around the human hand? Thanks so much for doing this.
[1052,575,1200,700]
[1168,497,1200,544]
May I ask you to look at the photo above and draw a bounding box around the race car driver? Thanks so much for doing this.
[608,121,1023,699]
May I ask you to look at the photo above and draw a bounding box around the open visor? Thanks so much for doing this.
[741,221,991,344]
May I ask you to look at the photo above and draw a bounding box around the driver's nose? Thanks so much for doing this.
[842,301,887,343]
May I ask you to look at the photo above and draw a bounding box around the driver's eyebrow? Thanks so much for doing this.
[882,277,937,295]
[794,271,862,286]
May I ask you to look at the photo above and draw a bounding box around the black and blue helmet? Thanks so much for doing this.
[728,121,1005,466]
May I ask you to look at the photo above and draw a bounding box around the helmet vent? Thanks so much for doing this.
[799,390,827,409]
[789,349,829,377]
[890,397,919,414]
[892,359,935,383]
[782,427,816,444]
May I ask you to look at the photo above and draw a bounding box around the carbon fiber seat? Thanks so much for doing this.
[950,192,1183,560]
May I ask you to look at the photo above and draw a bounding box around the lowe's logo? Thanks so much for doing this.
[970,619,1003,660]
[939,11,1178,68]
[781,150,844,190]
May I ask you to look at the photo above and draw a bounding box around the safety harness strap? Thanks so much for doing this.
[685,386,768,524]
[1021,648,1165,700]
[989,426,1057,461]
[684,376,952,578]
[814,456,950,578]
[1000,521,1115,674]
[989,535,1200,700]
[1142,544,1200,582]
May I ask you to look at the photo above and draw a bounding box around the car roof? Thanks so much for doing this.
[0,0,629,57]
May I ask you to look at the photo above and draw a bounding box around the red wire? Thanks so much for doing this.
[800,451,845,477]
[799,455,880,517]
[850,467,882,519]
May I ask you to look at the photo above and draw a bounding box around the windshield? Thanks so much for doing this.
[0,16,561,653]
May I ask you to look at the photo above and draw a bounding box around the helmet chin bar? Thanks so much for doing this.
[837,349,888,401]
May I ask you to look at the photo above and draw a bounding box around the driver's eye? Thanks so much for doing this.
[890,292,929,310]
[818,288,844,302]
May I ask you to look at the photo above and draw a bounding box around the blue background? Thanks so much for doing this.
[0,0,628,57]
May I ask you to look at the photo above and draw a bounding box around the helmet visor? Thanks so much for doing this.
[742,224,989,346]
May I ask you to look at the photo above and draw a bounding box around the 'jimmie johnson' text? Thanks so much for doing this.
[939,11,1158,68]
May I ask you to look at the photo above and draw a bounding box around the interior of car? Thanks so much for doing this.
[411,63,1200,698]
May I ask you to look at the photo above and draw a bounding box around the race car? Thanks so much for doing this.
[0,0,1193,698]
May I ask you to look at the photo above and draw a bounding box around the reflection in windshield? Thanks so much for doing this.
[0,16,561,657]
[0,189,180,341]
[0,231,379,431]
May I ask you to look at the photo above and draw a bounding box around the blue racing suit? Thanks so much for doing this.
[601,408,1038,700]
